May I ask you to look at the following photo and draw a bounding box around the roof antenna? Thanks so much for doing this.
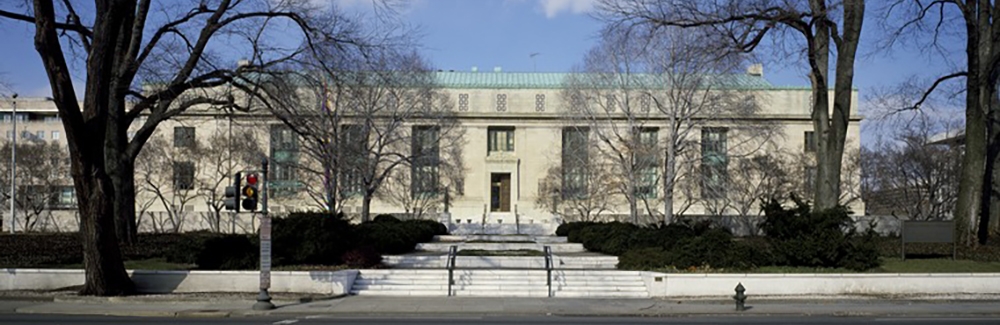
[530,53,541,72]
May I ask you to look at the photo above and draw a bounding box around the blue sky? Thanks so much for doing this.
[0,0,966,140]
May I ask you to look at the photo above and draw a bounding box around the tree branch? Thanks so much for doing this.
[901,71,968,111]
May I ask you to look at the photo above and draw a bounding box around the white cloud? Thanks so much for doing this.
[537,0,596,18]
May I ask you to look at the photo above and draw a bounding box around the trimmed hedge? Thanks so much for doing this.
[565,199,881,271]
[760,198,880,271]
[0,212,448,270]
[560,220,763,270]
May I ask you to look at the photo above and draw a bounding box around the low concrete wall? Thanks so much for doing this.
[1,269,357,295]
[643,272,1000,298]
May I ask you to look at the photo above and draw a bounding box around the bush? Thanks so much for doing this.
[0,233,81,267]
[555,221,598,237]
[341,246,383,268]
[373,214,401,223]
[358,219,448,254]
[562,220,769,271]
[272,212,357,266]
[760,197,880,271]
[195,235,258,270]
[618,247,670,270]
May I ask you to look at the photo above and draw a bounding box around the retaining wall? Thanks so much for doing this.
[1,269,357,295]
[643,272,1000,298]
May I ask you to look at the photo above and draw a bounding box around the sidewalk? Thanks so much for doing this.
[4,293,1000,318]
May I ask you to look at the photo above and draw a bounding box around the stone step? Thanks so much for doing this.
[433,235,569,243]
[381,255,619,269]
[416,242,586,253]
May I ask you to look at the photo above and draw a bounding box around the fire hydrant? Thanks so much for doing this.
[733,283,747,311]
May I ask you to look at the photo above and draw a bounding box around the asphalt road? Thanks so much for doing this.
[3,314,1000,325]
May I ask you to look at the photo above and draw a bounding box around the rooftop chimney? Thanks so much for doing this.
[471,66,478,72]
[237,59,250,67]
[747,63,763,77]
[493,66,502,73]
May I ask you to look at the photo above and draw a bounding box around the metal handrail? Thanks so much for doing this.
[447,245,458,296]
[543,245,553,298]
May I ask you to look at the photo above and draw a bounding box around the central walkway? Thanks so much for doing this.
[349,234,650,298]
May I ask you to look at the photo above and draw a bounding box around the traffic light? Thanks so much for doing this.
[242,173,259,211]
[224,172,242,212]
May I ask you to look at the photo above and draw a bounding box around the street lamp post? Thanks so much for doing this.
[9,93,16,234]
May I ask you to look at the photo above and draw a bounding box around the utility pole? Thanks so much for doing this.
[9,93,16,234]
[253,158,274,310]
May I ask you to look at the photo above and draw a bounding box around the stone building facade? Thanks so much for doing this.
[0,66,863,235]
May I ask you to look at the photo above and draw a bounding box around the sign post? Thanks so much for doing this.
[252,158,275,311]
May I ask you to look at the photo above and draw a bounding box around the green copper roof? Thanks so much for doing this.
[431,71,805,90]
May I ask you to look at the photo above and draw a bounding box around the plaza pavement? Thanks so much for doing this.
[3,292,1000,318]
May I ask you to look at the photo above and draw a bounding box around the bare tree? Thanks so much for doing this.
[134,132,202,233]
[270,49,461,222]
[0,139,71,232]
[706,153,791,235]
[535,142,620,223]
[196,124,263,233]
[599,0,865,212]
[862,125,961,221]
[878,1,999,244]
[563,23,771,224]
[0,0,383,294]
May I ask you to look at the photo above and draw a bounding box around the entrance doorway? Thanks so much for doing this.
[490,173,511,212]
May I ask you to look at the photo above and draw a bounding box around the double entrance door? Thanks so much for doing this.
[490,173,511,212]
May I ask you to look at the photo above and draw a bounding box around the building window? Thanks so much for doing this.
[535,94,545,112]
[701,128,728,199]
[488,126,515,153]
[173,161,195,190]
[496,94,507,112]
[20,130,29,139]
[562,127,589,199]
[605,95,617,112]
[270,124,300,195]
[411,126,440,198]
[44,115,60,123]
[640,94,651,113]
[36,131,44,140]
[340,124,365,197]
[458,93,469,111]
[54,186,76,209]
[173,126,195,148]
[636,128,659,198]
[52,131,60,140]
[804,131,816,153]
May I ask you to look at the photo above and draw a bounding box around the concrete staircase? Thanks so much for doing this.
[381,254,619,269]
[350,269,648,298]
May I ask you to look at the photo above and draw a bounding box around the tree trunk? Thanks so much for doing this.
[978,84,1000,245]
[362,192,372,222]
[955,12,989,245]
[72,137,134,295]
[111,162,137,244]
[663,134,677,224]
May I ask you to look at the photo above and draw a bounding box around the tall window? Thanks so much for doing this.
[411,126,440,198]
[173,161,195,190]
[562,127,589,199]
[701,128,728,199]
[340,125,365,196]
[488,126,515,153]
[636,128,659,198]
[270,124,300,195]
[173,126,195,148]
[804,131,816,153]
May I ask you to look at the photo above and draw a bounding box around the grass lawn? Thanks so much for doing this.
[655,258,1000,274]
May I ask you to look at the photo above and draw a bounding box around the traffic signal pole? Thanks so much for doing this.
[253,158,274,311]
